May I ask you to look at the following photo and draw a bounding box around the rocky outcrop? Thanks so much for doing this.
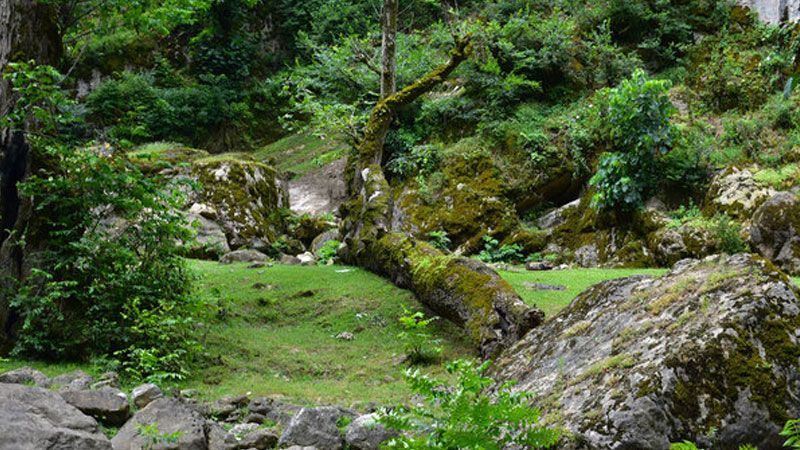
[751,192,800,275]
[493,254,800,449]
[704,167,776,221]
[738,0,800,24]
[192,154,289,252]
[0,382,112,450]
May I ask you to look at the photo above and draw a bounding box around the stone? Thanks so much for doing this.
[704,166,776,220]
[492,254,800,449]
[297,251,317,266]
[525,261,554,271]
[750,192,800,275]
[248,397,301,427]
[186,212,231,260]
[335,332,354,341]
[91,372,120,390]
[112,398,206,450]
[738,0,800,25]
[537,199,580,230]
[191,155,288,251]
[650,224,718,267]
[52,370,94,392]
[0,367,50,387]
[573,244,599,268]
[220,249,268,265]
[209,395,249,421]
[131,383,163,409]
[207,421,238,450]
[344,414,397,450]
[0,382,111,449]
[238,428,279,449]
[280,253,302,265]
[278,406,356,450]
[311,229,340,256]
[60,387,129,426]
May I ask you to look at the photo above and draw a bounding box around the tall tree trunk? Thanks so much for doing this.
[341,35,543,357]
[0,0,62,350]
[380,0,398,99]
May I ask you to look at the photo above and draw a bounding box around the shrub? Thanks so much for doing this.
[590,70,676,211]
[317,239,341,265]
[397,308,442,365]
[714,214,749,255]
[478,236,525,263]
[380,359,560,449]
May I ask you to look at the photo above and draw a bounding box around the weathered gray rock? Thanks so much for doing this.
[52,370,94,392]
[311,230,340,256]
[278,406,356,450]
[279,253,301,265]
[131,383,163,409]
[738,0,800,24]
[111,398,206,450]
[91,372,120,390]
[704,167,776,220]
[238,428,278,449]
[297,252,316,266]
[344,414,397,450]
[186,212,231,260]
[750,192,800,275]
[0,367,50,387]
[493,254,800,449]
[573,244,599,268]
[60,387,129,426]
[209,395,249,421]
[650,224,718,267]
[537,199,580,230]
[247,397,301,427]
[220,249,268,265]
[0,382,111,450]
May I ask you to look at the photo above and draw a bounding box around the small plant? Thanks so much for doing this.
[398,307,442,365]
[136,423,183,450]
[478,236,525,263]
[667,202,703,229]
[714,214,749,255]
[782,418,800,449]
[317,239,341,265]
[380,359,560,449]
[427,231,451,251]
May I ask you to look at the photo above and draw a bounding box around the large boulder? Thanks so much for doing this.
[0,382,112,449]
[704,167,776,220]
[493,254,800,449]
[185,205,231,260]
[738,0,800,25]
[111,398,207,450]
[344,414,397,450]
[278,406,356,450]
[60,387,129,426]
[192,154,288,252]
[0,367,51,387]
[751,192,800,275]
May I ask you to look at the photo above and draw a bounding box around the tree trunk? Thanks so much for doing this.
[0,0,62,350]
[380,0,398,99]
[340,35,543,357]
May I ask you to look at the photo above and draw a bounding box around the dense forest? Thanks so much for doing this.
[1,0,800,449]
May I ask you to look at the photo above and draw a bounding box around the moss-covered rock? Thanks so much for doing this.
[126,144,210,175]
[191,154,288,251]
[704,166,776,221]
[492,254,800,448]
[648,223,718,267]
[750,191,800,275]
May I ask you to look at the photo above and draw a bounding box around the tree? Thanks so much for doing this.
[339,4,541,357]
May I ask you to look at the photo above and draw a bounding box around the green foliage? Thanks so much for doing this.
[379,359,560,449]
[3,63,203,383]
[714,214,749,255]
[398,308,442,365]
[136,423,184,450]
[427,231,452,251]
[782,418,800,449]
[667,202,703,229]
[317,240,341,265]
[590,70,676,211]
[478,236,524,264]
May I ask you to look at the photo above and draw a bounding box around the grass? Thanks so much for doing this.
[254,133,347,176]
[181,260,473,405]
[499,267,668,318]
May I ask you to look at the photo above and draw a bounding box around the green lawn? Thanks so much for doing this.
[254,133,347,176]
[499,267,669,318]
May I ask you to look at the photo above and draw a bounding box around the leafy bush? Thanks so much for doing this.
[590,70,676,211]
[714,214,749,255]
[667,202,703,229]
[397,308,442,365]
[317,239,341,265]
[427,231,451,251]
[478,236,525,263]
[380,359,560,449]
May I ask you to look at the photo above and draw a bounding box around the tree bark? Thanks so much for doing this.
[0,0,62,350]
[340,35,543,357]
[380,0,398,99]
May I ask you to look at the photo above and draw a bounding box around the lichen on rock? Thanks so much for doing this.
[492,254,800,448]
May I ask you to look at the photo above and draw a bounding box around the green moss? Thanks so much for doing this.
[571,353,635,385]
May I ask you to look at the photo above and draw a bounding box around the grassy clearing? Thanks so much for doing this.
[254,133,347,177]
[182,260,473,405]
[499,268,668,318]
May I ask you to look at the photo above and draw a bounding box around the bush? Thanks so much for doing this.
[590,70,676,211]
[380,359,560,449]
[397,308,442,365]
[427,231,451,251]
[478,236,525,263]
[714,214,749,255]
[317,239,340,265]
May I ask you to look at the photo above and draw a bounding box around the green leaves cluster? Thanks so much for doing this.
[398,307,442,365]
[380,359,560,449]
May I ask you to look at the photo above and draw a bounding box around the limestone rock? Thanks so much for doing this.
[537,199,580,230]
[51,370,94,392]
[0,367,50,387]
[704,167,776,220]
[493,254,800,449]
[247,397,301,427]
[344,414,397,450]
[111,398,207,450]
[650,224,718,267]
[186,212,231,260]
[297,251,316,266]
[750,192,800,275]
[0,382,111,450]
[131,383,163,409]
[220,249,268,265]
[60,387,129,426]
[278,406,356,450]
[279,254,301,265]
[238,428,278,449]
[738,0,800,25]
